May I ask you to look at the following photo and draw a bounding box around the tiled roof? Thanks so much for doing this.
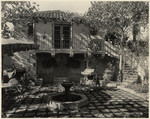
[33,10,99,30]
[33,10,81,22]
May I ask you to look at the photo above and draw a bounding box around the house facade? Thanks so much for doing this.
[31,10,119,83]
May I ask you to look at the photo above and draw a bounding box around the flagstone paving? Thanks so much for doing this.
[2,85,149,118]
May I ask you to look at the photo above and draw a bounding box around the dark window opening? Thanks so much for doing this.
[28,24,33,36]
[54,24,70,49]
[54,26,61,48]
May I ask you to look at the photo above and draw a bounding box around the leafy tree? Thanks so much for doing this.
[86,1,149,82]
[1,1,39,38]
[86,1,148,45]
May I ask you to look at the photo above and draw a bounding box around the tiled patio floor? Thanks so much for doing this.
[2,84,149,118]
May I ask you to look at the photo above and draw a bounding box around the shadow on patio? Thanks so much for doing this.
[3,85,148,118]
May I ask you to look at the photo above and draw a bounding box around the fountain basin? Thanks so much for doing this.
[47,92,89,112]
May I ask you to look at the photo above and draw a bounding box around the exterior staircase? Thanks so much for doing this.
[104,41,139,84]
[123,63,138,85]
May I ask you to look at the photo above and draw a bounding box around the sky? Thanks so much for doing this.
[36,0,91,14]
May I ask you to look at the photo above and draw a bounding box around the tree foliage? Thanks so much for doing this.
[86,1,149,84]
[86,1,149,44]
[1,1,39,38]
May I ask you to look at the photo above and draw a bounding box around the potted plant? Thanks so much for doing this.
[101,62,114,87]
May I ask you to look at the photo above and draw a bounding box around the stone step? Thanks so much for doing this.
[124,74,138,76]
[124,80,138,82]
[123,79,138,82]
[124,69,138,72]
[124,70,138,72]
[124,78,137,81]
[124,74,138,77]
[123,78,137,81]
[124,67,132,69]
[124,78,138,80]
[123,76,138,78]
[124,66,132,69]
[124,73,138,76]
[124,72,138,74]
[124,72,138,75]
[124,75,138,78]
[124,80,138,83]
[124,69,138,73]
[124,77,138,79]
[125,66,131,68]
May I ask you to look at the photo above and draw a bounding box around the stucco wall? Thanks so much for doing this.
[35,22,53,50]
[72,23,90,51]
[35,22,90,51]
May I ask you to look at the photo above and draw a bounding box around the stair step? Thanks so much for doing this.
[124,72,138,74]
[124,71,138,73]
[124,69,132,71]
[124,69,137,71]
[125,66,130,68]
[124,78,138,80]
[123,79,137,81]
[124,77,137,79]
[124,79,137,81]
[126,76,138,79]
[124,73,138,76]
[124,75,138,77]
[125,66,131,68]
[123,76,138,78]
[124,69,138,71]
[124,74,138,76]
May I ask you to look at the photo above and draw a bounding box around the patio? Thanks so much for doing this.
[1,1,149,118]
[3,84,149,118]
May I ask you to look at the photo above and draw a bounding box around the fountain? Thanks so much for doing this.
[47,81,88,112]
[61,82,73,100]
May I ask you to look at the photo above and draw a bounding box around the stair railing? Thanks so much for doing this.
[104,41,141,81]
[104,41,120,58]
